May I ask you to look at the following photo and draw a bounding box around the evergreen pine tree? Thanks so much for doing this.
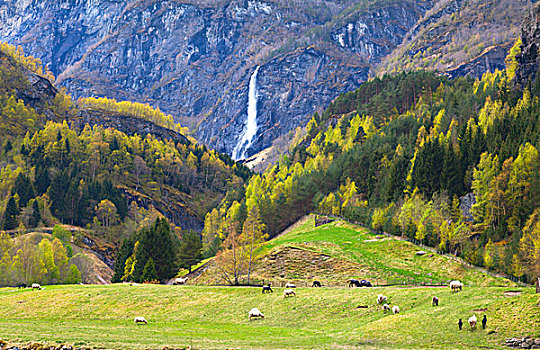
[48,170,69,221]
[178,230,203,273]
[112,236,135,283]
[2,197,19,230]
[141,257,158,282]
[34,165,50,196]
[11,173,35,207]
[132,218,177,282]
[132,227,150,282]
[151,218,177,280]
[28,200,41,228]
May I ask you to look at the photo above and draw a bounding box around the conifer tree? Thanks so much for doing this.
[11,173,35,207]
[141,257,158,282]
[2,197,19,230]
[132,218,177,282]
[28,200,41,228]
[112,236,135,283]
[178,230,203,273]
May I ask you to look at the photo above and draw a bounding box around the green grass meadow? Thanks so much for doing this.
[258,217,510,287]
[0,284,538,349]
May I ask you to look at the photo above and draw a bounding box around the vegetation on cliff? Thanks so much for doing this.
[377,0,529,75]
[205,41,540,284]
[0,42,248,285]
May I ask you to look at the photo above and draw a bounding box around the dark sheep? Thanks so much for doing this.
[360,280,372,287]
[458,319,463,330]
[482,315,487,329]
[432,296,439,306]
[312,281,321,287]
[348,279,361,288]
[17,283,26,289]
[262,285,273,293]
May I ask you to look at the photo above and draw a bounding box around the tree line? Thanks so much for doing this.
[0,225,81,287]
[112,217,203,283]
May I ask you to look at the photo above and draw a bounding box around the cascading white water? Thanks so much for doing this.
[232,66,260,161]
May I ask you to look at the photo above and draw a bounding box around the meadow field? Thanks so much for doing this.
[0,283,538,349]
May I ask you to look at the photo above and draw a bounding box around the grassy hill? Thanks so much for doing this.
[194,216,515,287]
[0,284,537,349]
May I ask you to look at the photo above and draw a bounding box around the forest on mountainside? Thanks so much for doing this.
[204,39,540,284]
[0,42,249,286]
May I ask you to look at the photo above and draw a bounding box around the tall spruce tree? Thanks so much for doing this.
[131,218,177,282]
[28,200,41,228]
[141,257,158,282]
[112,235,135,283]
[2,197,19,230]
[151,218,177,280]
[178,230,203,273]
[11,173,35,207]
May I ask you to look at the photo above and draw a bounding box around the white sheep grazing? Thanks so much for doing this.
[382,303,391,312]
[248,308,265,320]
[283,289,296,297]
[468,315,477,330]
[285,283,296,288]
[173,277,188,285]
[450,280,463,292]
[134,316,148,325]
[392,305,400,314]
[31,283,41,290]
[377,294,387,304]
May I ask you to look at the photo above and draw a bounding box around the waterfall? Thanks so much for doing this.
[232,66,260,161]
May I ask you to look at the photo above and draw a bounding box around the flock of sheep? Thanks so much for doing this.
[246,278,487,332]
[22,276,485,331]
[135,278,486,330]
[133,278,487,328]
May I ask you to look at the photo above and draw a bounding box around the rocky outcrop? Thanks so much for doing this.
[516,3,540,87]
[0,0,435,158]
[16,66,58,113]
[0,50,60,119]
[445,43,512,79]
[70,109,190,145]
[330,1,431,63]
[504,337,540,349]
[459,193,475,222]
[377,0,530,79]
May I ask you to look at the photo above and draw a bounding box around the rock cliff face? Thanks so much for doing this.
[377,0,531,79]
[0,0,434,158]
[0,50,60,120]
[445,43,512,79]
[516,2,540,86]
[70,109,190,146]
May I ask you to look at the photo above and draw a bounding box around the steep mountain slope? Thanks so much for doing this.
[193,216,512,286]
[204,10,540,286]
[377,0,531,77]
[0,42,247,269]
[516,1,540,87]
[0,0,436,159]
[2,1,530,160]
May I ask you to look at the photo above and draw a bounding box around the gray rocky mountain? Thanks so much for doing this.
[0,0,527,159]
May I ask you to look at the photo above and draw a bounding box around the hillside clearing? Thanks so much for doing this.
[0,284,538,349]
[193,216,515,287]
